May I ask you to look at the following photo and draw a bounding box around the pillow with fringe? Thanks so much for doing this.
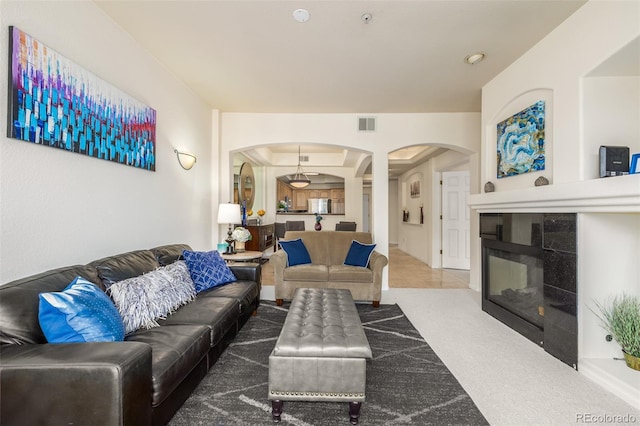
[107,261,196,334]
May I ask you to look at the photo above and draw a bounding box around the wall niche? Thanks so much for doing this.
[402,172,423,224]
[582,36,640,180]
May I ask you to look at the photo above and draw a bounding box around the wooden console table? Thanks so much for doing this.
[245,224,275,252]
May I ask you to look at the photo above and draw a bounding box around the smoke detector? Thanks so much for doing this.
[293,9,310,23]
[361,13,373,23]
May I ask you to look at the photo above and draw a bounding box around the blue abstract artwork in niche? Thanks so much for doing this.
[496,100,545,178]
[7,26,156,171]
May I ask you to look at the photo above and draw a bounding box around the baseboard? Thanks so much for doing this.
[579,358,640,410]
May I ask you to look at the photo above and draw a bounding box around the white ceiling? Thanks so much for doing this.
[95,0,587,175]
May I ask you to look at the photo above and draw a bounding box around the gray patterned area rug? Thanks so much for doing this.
[169,301,488,425]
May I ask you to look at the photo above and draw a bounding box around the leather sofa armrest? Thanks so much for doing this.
[229,263,262,283]
[0,342,152,426]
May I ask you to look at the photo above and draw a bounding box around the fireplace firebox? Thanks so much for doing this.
[480,213,577,368]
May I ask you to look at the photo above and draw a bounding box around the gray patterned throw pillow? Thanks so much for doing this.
[107,261,196,334]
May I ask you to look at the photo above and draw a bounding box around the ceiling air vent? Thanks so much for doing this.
[358,117,376,132]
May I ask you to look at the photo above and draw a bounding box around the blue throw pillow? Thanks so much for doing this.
[279,238,312,267]
[183,250,237,293]
[38,276,125,343]
[344,240,377,268]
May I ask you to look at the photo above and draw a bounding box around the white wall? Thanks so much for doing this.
[579,213,640,359]
[220,112,480,289]
[388,179,399,244]
[476,1,640,292]
[482,1,639,188]
[398,163,432,264]
[477,0,640,406]
[0,2,214,283]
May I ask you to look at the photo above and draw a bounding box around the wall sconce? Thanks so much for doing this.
[174,149,197,170]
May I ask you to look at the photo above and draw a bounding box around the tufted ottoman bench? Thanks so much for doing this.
[268,288,372,425]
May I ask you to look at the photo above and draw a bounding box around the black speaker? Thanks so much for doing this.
[599,146,629,177]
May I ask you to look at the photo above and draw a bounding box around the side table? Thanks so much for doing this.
[221,251,263,263]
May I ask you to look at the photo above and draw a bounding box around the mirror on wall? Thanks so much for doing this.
[238,162,255,210]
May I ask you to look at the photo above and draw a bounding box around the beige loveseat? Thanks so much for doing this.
[271,231,388,307]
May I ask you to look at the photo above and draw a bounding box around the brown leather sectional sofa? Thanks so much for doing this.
[0,243,261,425]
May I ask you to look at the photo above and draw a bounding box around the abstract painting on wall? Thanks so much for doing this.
[496,100,545,178]
[6,26,156,171]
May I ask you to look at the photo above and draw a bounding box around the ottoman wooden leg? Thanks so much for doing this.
[276,298,283,306]
[271,400,283,422]
[349,401,362,425]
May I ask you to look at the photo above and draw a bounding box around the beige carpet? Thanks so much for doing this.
[260,245,468,289]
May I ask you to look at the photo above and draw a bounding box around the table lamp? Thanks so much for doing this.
[218,203,241,254]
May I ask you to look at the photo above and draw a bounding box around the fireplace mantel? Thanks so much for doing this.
[468,175,640,213]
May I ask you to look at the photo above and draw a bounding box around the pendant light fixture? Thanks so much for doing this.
[289,145,311,188]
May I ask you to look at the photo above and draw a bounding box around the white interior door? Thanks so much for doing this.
[441,171,470,270]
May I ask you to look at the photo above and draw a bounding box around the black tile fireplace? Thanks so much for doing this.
[480,213,577,368]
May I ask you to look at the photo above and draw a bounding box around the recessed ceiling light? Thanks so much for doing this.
[464,52,486,65]
[293,8,310,23]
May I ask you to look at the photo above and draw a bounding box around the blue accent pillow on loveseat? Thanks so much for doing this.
[344,240,377,268]
[279,238,312,267]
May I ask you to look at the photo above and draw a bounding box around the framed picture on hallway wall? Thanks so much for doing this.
[410,180,420,198]
[6,26,157,171]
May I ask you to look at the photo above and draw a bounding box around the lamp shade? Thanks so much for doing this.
[218,203,241,224]
[290,178,310,188]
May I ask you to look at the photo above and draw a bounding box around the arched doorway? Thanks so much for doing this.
[387,144,472,288]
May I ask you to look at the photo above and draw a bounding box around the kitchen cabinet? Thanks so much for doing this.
[308,189,331,199]
[293,190,308,210]
[330,189,345,202]
[277,180,293,205]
